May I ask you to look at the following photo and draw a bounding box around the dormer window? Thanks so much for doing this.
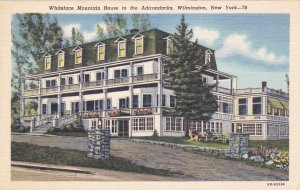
[58,53,65,68]
[205,50,212,64]
[95,42,106,61]
[166,36,174,55]
[132,33,145,55]
[115,37,127,58]
[73,47,82,65]
[44,55,51,70]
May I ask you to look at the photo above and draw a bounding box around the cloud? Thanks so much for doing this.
[192,27,220,45]
[62,23,107,43]
[62,23,81,38]
[217,34,288,65]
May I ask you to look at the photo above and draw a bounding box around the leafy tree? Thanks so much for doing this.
[96,24,105,40]
[131,14,151,32]
[12,13,64,124]
[166,15,218,122]
[71,27,84,46]
[103,14,129,38]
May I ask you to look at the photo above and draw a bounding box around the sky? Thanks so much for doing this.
[14,14,290,91]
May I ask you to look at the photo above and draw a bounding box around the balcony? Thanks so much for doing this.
[82,81,104,89]
[235,88,262,94]
[61,84,80,92]
[106,77,129,86]
[132,73,158,83]
[23,89,39,96]
[41,87,58,94]
[267,88,289,99]
[212,86,232,94]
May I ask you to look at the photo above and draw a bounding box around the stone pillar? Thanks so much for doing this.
[87,129,110,160]
[30,117,36,132]
[228,133,249,158]
[103,88,107,118]
[57,95,61,118]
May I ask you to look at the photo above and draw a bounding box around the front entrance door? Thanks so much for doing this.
[118,120,129,137]
[61,103,66,117]
[51,103,58,115]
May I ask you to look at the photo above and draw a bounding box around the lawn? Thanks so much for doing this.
[132,136,289,152]
[249,139,289,152]
[11,142,176,177]
[133,136,228,149]
[45,131,88,137]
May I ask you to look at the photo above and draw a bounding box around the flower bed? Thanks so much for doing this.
[243,145,289,170]
[81,112,99,118]
[133,108,152,115]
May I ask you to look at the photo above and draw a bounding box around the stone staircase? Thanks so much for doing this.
[31,114,78,134]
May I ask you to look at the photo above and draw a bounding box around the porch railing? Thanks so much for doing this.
[106,77,129,85]
[23,89,39,96]
[61,84,80,91]
[132,73,158,83]
[82,81,104,89]
[41,87,58,94]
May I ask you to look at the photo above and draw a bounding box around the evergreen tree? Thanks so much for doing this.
[71,27,84,46]
[131,14,151,32]
[166,15,218,122]
[103,14,129,38]
[96,24,105,40]
[285,74,289,92]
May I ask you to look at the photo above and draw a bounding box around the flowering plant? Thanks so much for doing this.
[82,112,99,118]
[108,111,120,117]
[133,108,153,115]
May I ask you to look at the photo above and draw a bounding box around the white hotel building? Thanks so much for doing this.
[20,28,289,140]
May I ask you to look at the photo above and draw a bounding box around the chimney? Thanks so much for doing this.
[262,81,267,92]
[130,28,139,33]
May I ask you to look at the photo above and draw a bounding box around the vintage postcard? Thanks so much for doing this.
[0,0,300,190]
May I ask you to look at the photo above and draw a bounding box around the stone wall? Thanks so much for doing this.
[87,129,110,160]
[228,133,249,158]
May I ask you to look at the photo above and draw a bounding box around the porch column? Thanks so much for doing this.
[158,57,163,137]
[216,74,219,92]
[79,92,83,115]
[103,67,108,86]
[128,86,133,137]
[37,97,41,121]
[231,77,237,95]
[20,79,25,118]
[129,62,133,84]
[58,74,61,92]
[103,88,107,118]
[57,94,61,119]
[79,70,83,90]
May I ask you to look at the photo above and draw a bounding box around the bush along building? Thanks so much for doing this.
[20,28,289,140]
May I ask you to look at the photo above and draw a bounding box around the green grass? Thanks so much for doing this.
[132,136,228,149]
[11,142,177,177]
[45,131,88,137]
[249,139,289,152]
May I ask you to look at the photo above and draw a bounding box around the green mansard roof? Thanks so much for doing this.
[39,28,218,74]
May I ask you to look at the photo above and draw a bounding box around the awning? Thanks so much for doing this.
[280,100,289,110]
[268,98,284,109]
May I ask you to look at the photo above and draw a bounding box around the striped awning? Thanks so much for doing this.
[268,98,284,109]
[280,100,289,110]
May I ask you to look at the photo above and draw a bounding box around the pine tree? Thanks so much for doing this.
[166,15,218,122]
[103,14,128,38]
[131,14,151,32]
[96,24,105,40]
[71,27,84,46]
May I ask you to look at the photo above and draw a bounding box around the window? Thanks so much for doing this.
[163,66,169,74]
[133,118,138,131]
[42,104,47,114]
[175,118,182,131]
[45,56,51,70]
[75,49,82,64]
[203,77,207,84]
[51,80,56,87]
[86,101,94,111]
[46,80,51,88]
[132,117,154,131]
[238,98,247,115]
[68,77,73,85]
[205,51,211,64]
[222,102,229,113]
[143,94,152,107]
[242,124,255,135]
[114,69,128,78]
[146,118,154,130]
[135,38,143,55]
[78,74,82,83]
[165,117,183,132]
[137,66,143,76]
[133,95,139,108]
[170,95,176,107]
[71,102,79,114]
[61,78,66,86]
[84,74,90,83]
[211,122,215,132]
[253,97,262,115]
[107,99,111,110]
[96,72,105,81]
[139,118,145,130]
[119,97,129,109]
[256,124,262,135]
[97,45,105,61]
[157,94,166,107]
[166,38,173,55]
[118,41,126,57]
[58,53,64,67]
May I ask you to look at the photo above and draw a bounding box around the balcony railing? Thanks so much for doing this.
[82,81,104,89]
[41,87,58,94]
[132,73,158,83]
[61,84,80,91]
[106,77,129,85]
[23,89,39,96]
[267,88,289,98]
[212,86,232,94]
[235,88,262,94]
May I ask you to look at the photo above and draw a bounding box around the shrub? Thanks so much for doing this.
[152,129,159,137]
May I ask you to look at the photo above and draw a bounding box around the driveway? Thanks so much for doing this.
[12,134,288,181]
